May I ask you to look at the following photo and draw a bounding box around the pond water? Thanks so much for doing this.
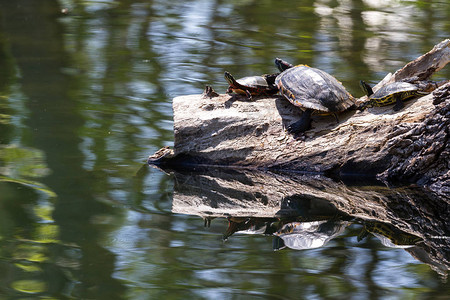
[0,0,449,299]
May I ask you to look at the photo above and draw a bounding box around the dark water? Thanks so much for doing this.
[0,0,449,299]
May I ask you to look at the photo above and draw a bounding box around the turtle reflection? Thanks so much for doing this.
[221,216,423,252]
[222,215,351,251]
[223,217,279,241]
[274,219,349,251]
[357,221,423,248]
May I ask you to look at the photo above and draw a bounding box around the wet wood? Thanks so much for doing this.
[148,39,450,193]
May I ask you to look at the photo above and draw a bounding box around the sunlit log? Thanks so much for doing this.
[149,39,450,194]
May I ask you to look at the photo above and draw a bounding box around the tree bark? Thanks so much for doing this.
[147,39,450,276]
[149,39,450,194]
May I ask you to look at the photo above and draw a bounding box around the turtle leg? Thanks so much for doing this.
[357,228,369,242]
[393,94,404,111]
[245,89,253,100]
[358,99,375,111]
[287,109,312,134]
[357,102,368,111]
[332,113,339,124]
[273,236,286,251]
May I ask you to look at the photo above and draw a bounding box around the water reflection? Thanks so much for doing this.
[0,0,448,298]
[274,219,350,250]
[0,1,127,298]
[168,167,449,278]
[223,215,423,252]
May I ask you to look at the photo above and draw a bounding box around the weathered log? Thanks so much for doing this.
[169,169,449,276]
[149,39,450,194]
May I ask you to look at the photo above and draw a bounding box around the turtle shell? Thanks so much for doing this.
[236,75,272,89]
[275,65,355,113]
[225,71,278,97]
[370,82,419,100]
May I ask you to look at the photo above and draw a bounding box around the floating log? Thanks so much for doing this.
[149,39,450,195]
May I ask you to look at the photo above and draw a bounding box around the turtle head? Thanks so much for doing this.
[275,58,294,72]
[359,80,374,96]
[224,71,237,86]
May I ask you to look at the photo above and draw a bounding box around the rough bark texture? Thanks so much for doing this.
[379,87,450,197]
[148,39,450,193]
[147,39,450,276]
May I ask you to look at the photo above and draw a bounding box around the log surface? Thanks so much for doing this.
[149,39,450,194]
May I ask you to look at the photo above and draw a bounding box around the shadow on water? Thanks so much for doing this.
[158,166,449,278]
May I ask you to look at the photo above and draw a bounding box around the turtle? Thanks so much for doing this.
[358,80,428,111]
[224,71,278,99]
[274,59,355,134]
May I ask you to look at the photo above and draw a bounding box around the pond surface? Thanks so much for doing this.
[0,0,449,299]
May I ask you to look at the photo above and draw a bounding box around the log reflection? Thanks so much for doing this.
[168,168,449,276]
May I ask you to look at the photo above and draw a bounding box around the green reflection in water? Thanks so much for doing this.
[15,262,42,273]
[0,0,448,298]
[0,145,50,178]
[11,279,46,294]
[13,244,49,263]
[0,176,55,198]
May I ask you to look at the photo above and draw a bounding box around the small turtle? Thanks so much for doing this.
[359,80,428,111]
[224,71,278,99]
[274,59,355,134]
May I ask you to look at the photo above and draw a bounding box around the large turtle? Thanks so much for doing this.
[359,80,428,111]
[274,58,355,134]
[224,71,278,99]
